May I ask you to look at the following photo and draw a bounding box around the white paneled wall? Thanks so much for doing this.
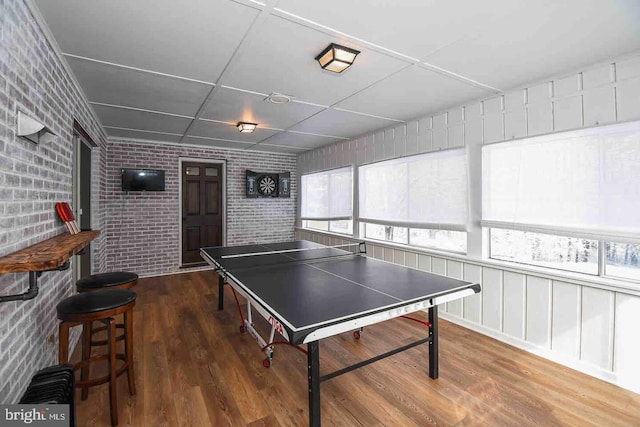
[296,52,640,394]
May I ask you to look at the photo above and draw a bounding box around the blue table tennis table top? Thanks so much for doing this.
[201,240,480,344]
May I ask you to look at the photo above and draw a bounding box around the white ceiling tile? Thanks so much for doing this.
[223,14,409,106]
[105,128,182,143]
[289,109,398,138]
[35,0,258,82]
[249,144,306,154]
[181,137,255,151]
[201,88,324,129]
[276,0,530,60]
[335,66,492,121]
[93,104,192,134]
[67,56,212,116]
[261,131,341,149]
[423,0,640,90]
[189,119,279,143]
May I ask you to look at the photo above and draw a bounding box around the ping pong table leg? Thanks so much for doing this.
[428,305,439,379]
[217,274,224,310]
[307,341,321,427]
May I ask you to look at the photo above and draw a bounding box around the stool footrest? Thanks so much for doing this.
[74,354,129,388]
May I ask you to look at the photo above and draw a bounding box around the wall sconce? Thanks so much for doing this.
[237,122,257,133]
[315,43,360,73]
[17,111,56,144]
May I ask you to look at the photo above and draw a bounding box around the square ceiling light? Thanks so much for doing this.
[237,122,257,133]
[315,43,360,73]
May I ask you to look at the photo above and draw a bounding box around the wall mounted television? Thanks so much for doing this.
[121,168,165,191]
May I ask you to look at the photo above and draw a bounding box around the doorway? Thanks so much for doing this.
[180,160,225,266]
[72,133,93,279]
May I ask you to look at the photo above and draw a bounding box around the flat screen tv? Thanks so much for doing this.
[121,168,165,191]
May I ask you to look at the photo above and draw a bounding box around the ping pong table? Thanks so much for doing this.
[201,240,480,426]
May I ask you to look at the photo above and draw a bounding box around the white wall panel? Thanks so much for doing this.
[374,131,384,161]
[526,276,551,348]
[483,112,504,143]
[551,281,580,358]
[583,86,616,126]
[503,271,526,340]
[613,293,640,393]
[383,128,395,159]
[431,257,446,275]
[483,96,502,113]
[405,251,417,269]
[481,267,502,331]
[432,113,447,150]
[446,260,463,316]
[463,264,482,323]
[581,287,613,369]
[616,76,640,121]
[582,65,612,89]
[393,124,406,157]
[554,95,583,131]
[554,74,581,97]
[417,117,432,153]
[417,254,431,272]
[372,244,384,260]
[365,134,375,164]
[615,55,640,81]
[383,246,394,263]
[448,124,464,148]
[504,90,525,110]
[355,137,365,165]
[393,249,405,266]
[504,108,527,140]
[406,121,418,155]
[448,108,464,124]
[527,102,553,135]
[528,82,552,103]
[465,117,483,145]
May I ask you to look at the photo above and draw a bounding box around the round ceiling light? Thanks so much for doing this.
[264,93,292,104]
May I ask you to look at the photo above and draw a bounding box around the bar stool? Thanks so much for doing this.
[76,272,138,348]
[57,289,136,426]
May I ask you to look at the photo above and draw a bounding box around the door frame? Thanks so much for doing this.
[178,157,227,267]
[72,133,93,280]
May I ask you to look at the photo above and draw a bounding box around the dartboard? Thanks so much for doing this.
[258,175,276,195]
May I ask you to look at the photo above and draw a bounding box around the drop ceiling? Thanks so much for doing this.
[32,0,640,153]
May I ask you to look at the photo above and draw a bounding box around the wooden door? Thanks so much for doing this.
[182,162,223,265]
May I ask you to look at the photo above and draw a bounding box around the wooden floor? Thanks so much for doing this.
[72,271,640,426]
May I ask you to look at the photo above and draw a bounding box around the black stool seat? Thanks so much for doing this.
[76,272,138,291]
[57,289,136,317]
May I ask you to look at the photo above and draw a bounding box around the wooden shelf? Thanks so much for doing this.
[0,230,100,274]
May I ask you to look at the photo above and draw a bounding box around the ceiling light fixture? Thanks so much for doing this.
[237,122,257,133]
[264,93,292,104]
[315,43,360,73]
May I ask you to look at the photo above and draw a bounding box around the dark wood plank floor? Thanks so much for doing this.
[71,271,640,426]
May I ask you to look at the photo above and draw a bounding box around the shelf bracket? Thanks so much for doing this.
[0,261,70,303]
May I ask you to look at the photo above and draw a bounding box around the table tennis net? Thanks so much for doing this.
[217,242,366,270]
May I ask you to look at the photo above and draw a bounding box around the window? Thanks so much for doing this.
[301,167,353,235]
[359,148,469,252]
[606,242,640,281]
[483,120,640,281]
[490,228,598,274]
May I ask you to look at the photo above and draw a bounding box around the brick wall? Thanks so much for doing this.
[0,0,107,403]
[105,140,297,276]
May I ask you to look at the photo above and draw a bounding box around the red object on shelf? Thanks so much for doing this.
[55,202,80,234]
